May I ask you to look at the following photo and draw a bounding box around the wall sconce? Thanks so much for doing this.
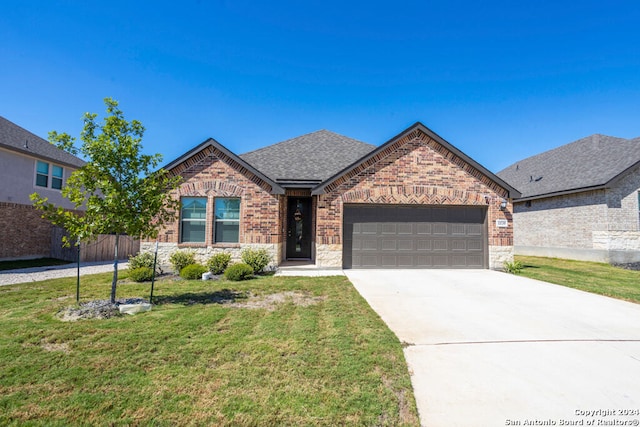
[499,198,508,210]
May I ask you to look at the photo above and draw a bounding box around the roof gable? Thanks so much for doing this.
[0,116,85,168]
[239,130,375,184]
[163,137,285,195]
[497,134,640,200]
[312,122,520,198]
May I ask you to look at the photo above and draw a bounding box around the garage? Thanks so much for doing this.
[343,204,488,269]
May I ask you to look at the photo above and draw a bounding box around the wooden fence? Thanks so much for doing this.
[51,227,140,262]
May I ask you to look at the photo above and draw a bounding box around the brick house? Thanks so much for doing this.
[146,122,519,270]
[497,134,640,264]
[0,116,85,260]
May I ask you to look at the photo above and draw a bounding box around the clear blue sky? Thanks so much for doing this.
[1,0,639,172]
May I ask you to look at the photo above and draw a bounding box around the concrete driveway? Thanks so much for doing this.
[345,269,640,427]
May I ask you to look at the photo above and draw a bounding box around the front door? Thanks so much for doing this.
[286,198,312,259]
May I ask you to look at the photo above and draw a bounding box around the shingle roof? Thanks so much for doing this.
[239,130,376,182]
[0,116,85,168]
[497,134,640,200]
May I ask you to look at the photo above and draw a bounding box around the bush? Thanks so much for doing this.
[207,252,232,275]
[504,260,524,274]
[224,263,254,281]
[128,267,154,282]
[169,250,196,274]
[129,252,162,275]
[241,248,272,274]
[180,263,208,280]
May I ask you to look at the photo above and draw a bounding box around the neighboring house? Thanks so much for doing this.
[497,134,640,264]
[145,122,519,270]
[0,116,85,260]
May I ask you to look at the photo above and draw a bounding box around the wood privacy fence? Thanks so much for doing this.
[51,227,140,262]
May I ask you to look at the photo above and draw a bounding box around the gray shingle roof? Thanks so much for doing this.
[239,130,376,182]
[497,134,640,199]
[0,116,85,168]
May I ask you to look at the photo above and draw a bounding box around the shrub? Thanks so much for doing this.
[504,260,524,274]
[241,248,272,274]
[169,250,196,274]
[180,263,208,280]
[129,252,162,275]
[128,267,154,282]
[207,252,232,275]
[224,263,254,281]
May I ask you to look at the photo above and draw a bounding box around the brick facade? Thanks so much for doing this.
[0,202,54,260]
[149,145,283,268]
[315,128,514,268]
[513,162,640,263]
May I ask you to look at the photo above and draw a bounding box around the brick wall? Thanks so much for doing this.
[0,202,53,260]
[148,145,283,267]
[316,128,514,268]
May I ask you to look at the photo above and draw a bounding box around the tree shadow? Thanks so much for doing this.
[153,289,248,306]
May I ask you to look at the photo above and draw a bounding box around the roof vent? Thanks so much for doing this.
[23,140,29,149]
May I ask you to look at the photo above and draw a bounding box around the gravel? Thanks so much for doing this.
[0,261,129,286]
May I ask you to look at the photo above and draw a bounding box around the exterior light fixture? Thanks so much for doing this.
[499,198,508,210]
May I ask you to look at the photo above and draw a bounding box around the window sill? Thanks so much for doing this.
[177,243,241,249]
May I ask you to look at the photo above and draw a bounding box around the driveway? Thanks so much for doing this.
[345,269,640,427]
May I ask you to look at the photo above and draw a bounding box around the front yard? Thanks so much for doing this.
[516,255,640,304]
[0,272,419,426]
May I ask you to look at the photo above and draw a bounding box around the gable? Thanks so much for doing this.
[313,122,519,199]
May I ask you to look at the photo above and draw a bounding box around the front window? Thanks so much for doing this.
[180,197,207,243]
[52,165,64,190]
[214,198,240,243]
[36,161,49,187]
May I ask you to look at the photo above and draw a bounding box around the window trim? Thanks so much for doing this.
[214,197,241,243]
[179,197,208,243]
[35,160,65,190]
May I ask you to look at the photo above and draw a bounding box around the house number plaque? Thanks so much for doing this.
[496,219,508,228]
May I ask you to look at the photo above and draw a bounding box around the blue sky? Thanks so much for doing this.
[1,0,639,172]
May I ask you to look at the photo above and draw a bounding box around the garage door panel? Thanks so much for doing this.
[345,205,487,269]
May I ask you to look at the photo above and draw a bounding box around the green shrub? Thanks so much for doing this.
[129,252,162,275]
[169,250,196,274]
[504,260,524,274]
[224,263,254,281]
[241,248,272,274]
[128,267,154,282]
[207,252,232,275]
[180,263,208,280]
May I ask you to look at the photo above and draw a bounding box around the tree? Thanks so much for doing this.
[31,98,181,303]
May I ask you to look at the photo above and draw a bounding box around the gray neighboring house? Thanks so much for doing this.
[0,116,85,260]
[497,134,640,264]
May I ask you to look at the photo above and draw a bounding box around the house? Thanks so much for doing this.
[497,134,640,264]
[0,116,85,260]
[145,122,520,270]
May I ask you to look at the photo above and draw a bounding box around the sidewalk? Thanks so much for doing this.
[0,261,129,286]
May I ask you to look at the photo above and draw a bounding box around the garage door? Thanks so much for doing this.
[343,205,487,269]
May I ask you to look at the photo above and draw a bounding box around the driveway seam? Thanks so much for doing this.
[407,338,640,347]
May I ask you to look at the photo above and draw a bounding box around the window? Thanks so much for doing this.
[52,165,64,190]
[36,161,49,187]
[180,197,207,243]
[36,161,65,189]
[214,198,240,243]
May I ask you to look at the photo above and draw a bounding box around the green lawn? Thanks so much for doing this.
[0,272,419,426]
[516,255,640,304]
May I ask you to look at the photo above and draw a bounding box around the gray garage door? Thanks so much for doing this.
[343,205,487,269]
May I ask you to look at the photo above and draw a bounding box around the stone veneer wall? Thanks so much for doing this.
[146,144,284,267]
[315,128,515,269]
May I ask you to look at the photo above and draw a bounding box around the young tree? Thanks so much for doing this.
[31,98,181,303]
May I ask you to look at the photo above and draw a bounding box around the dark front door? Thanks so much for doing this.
[287,198,312,259]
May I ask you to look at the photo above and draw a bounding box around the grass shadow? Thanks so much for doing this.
[153,289,248,306]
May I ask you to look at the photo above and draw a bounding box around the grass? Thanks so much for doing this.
[516,255,640,304]
[0,258,70,271]
[0,272,419,426]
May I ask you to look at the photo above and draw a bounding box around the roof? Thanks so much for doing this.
[163,137,285,195]
[311,122,521,198]
[496,134,640,200]
[239,130,376,183]
[0,116,85,168]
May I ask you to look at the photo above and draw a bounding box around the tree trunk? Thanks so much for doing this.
[110,233,120,304]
